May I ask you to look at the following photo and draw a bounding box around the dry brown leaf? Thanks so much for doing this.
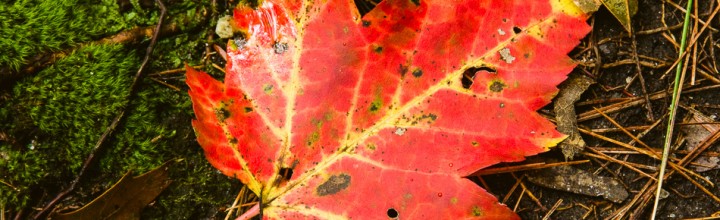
[52,160,175,220]
[601,0,638,33]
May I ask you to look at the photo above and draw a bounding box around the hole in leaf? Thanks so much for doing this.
[279,167,294,181]
[354,0,383,16]
[242,0,261,9]
[233,34,248,48]
[387,208,399,219]
[412,68,423,78]
[513,26,522,34]
[461,66,496,89]
[362,20,372,27]
[273,41,288,54]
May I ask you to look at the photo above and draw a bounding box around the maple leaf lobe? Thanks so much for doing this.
[187,0,593,219]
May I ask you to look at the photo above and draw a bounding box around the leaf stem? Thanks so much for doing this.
[651,0,693,219]
[236,203,260,220]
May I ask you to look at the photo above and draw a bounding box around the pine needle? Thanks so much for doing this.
[651,0,694,219]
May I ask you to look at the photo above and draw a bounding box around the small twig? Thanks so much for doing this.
[150,66,203,76]
[512,188,526,212]
[511,173,546,211]
[659,1,720,80]
[225,186,246,220]
[149,77,182,92]
[542,199,563,220]
[502,175,525,204]
[577,84,720,122]
[473,160,589,176]
[31,1,167,219]
[582,150,656,180]
[629,31,655,121]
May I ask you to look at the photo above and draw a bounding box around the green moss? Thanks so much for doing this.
[0,44,137,208]
[0,0,156,72]
[0,0,238,217]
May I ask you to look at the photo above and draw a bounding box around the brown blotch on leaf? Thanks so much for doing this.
[489,80,506,92]
[215,106,231,122]
[398,64,409,77]
[316,173,351,196]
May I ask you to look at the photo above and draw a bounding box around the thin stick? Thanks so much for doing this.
[512,173,546,211]
[502,175,524,204]
[31,1,167,219]
[542,199,563,220]
[652,0,693,218]
[512,188,526,212]
[472,160,589,175]
[225,187,246,220]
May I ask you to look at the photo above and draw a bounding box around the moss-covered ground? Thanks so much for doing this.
[0,0,241,218]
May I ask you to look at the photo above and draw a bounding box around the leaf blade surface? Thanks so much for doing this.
[188,0,592,218]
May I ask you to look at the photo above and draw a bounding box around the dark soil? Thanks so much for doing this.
[484,0,720,219]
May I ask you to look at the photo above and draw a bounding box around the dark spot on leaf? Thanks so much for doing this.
[370,102,380,112]
[412,68,423,78]
[461,66,496,89]
[273,42,289,54]
[263,84,273,94]
[489,80,506,92]
[215,106,230,122]
[316,173,351,196]
[244,107,253,113]
[387,208,399,218]
[374,46,383,53]
[513,26,522,34]
[307,131,320,146]
[362,20,371,27]
[410,0,420,6]
[398,64,409,77]
[229,138,238,144]
[472,205,484,216]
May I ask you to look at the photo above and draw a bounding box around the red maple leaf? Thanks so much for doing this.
[187,0,591,218]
